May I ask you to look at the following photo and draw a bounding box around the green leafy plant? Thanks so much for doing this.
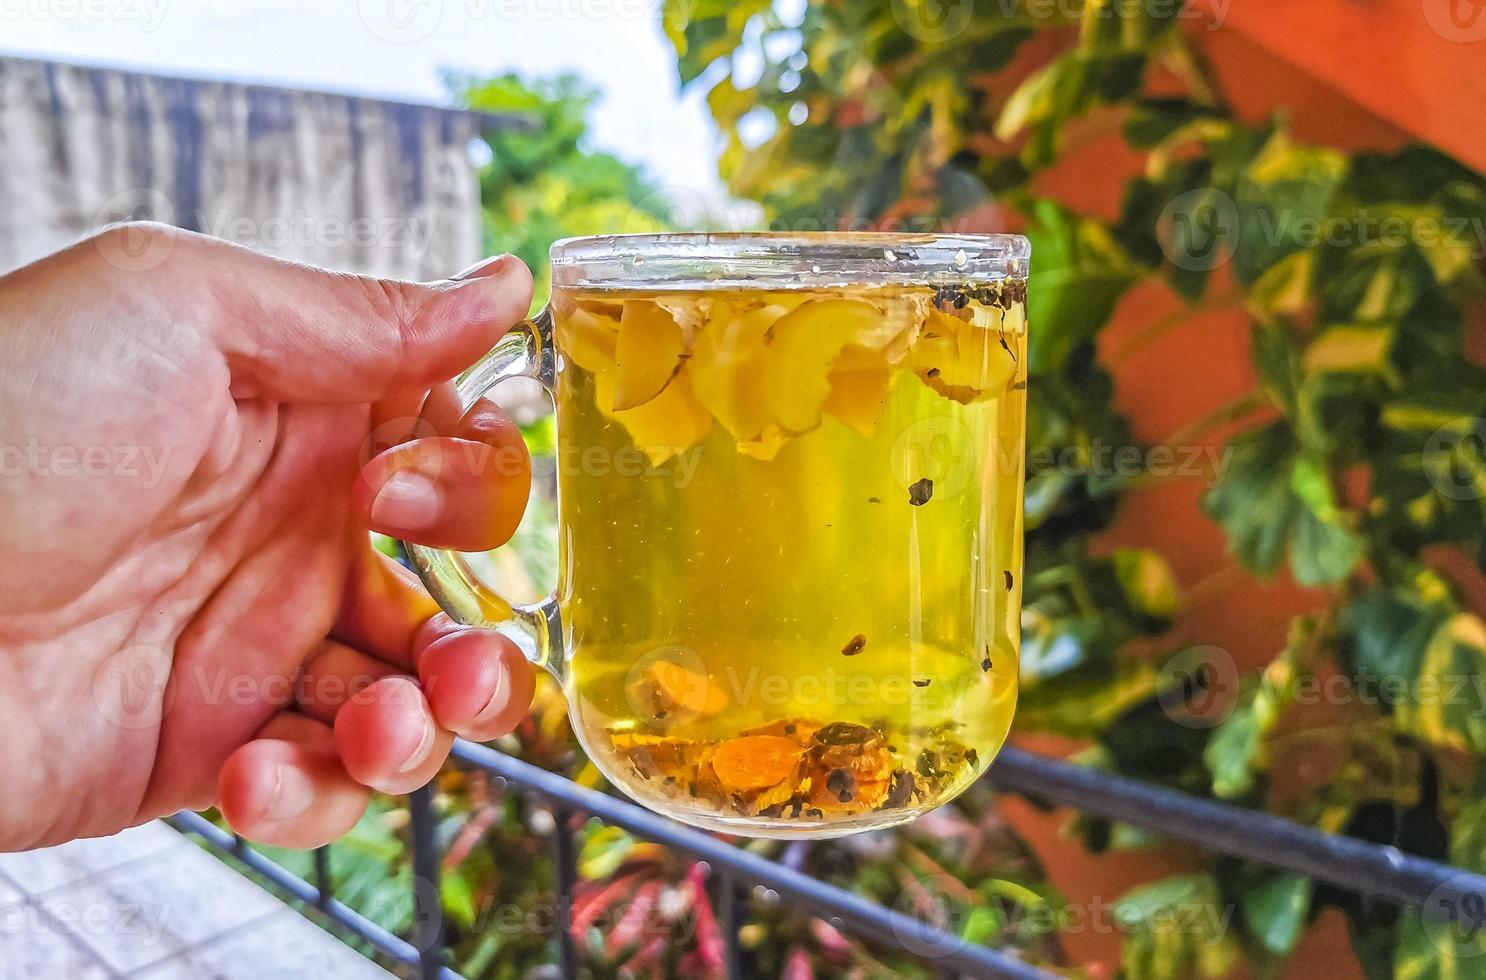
[451,72,673,302]
[663,1,1486,976]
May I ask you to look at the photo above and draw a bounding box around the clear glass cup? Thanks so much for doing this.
[410,232,1029,837]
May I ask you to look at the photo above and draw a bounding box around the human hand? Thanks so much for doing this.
[0,224,537,850]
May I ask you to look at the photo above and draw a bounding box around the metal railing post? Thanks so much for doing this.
[409,783,447,980]
[717,869,747,980]
[551,806,580,978]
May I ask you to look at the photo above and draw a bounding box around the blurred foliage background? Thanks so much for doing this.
[310,3,1486,978]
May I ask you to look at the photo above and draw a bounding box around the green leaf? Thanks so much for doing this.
[1233,132,1347,285]
[1248,249,1314,316]
[1250,319,1302,413]
[1124,99,1219,148]
[1203,423,1362,585]
[1239,873,1313,956]
[1204,617,1309,798]
[1024,200,1138,374]
[1016,658,1163,738]
[1113,548,1180,620]
[1449,795,1486,872]
[1116,875,1239,980]
[1404,612,1486,754]
[1393,907,1486,980]
[578,824,637,880]
[441,869,479,929]
[1340,585,1486,755]
[1338,587,1443,701]
[1288,504,1365,586]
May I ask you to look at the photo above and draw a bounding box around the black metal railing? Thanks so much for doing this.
[168,739,1486,980]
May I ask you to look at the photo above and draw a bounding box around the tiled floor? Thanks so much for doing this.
[0,822,391,979]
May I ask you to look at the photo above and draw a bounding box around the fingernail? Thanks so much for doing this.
[471,670,510,727]
[397,712,437,775]
[450,254,514,281]
[370,471,442,531]
[267,765,314,822]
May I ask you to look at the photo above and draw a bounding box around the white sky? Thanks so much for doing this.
[0,0,730,199]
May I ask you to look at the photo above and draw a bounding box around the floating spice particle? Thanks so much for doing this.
[885,771,915,808]
[826,768,855,803]
[805,808,823,819]
[812,722,882,748]
[965,748,979,768]
[998,336,1018,363]
[926,367,941,377]
[867,496,881,504]
[981,657,993,672]
[1012,380,1028,391]
[1004,570,1014,591]
[913,678,931,688]
[917,749,941,779]
[908,478,934,506]
[841,634,867,657]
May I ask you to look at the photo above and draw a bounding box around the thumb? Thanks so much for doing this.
[107,224,533,402]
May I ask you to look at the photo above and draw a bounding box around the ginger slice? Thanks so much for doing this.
[595,365,713,465]
[911,308,1016,404]
[711,735,803,793]
[613,301,687,411]
[627,657,729,726]
[761,299,885,434]
[802,722,894,811]
[823,345,893,436]
[610,733,711,785]
[690,301,782,441]
[646,659,728,718]
[556,306,620,374]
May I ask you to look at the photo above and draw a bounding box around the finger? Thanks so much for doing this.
[353,418,530,551]
[294,639,403,725]
[334,548,441,668]
[92,224,534,402]
[418,630,536,741]
[217,713,369,849]
[334,676,453,795]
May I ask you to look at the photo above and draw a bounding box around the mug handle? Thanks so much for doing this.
[405,306,565,682]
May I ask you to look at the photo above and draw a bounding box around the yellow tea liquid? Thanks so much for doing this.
[551,281,1026,836]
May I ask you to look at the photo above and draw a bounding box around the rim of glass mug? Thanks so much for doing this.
[548,232,1031,291]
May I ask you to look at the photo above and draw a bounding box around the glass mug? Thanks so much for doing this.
[409,233,1029,838]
